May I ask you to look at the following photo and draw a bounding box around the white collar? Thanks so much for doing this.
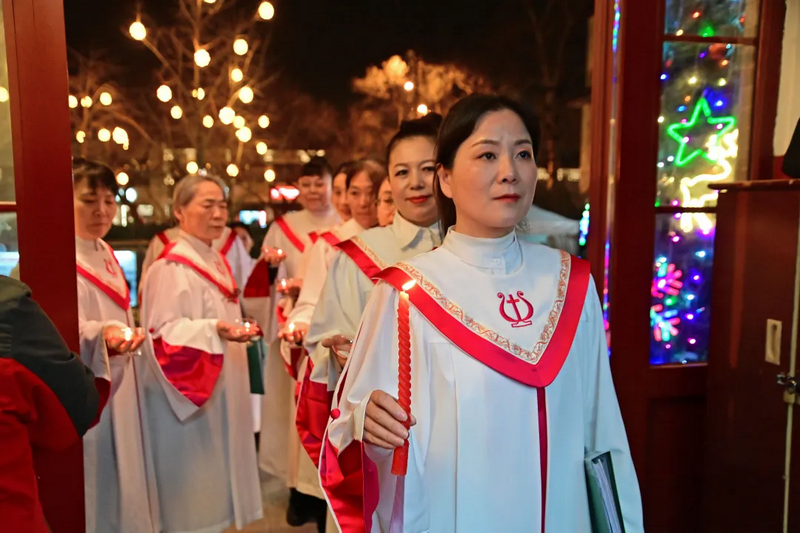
[442,229,522,275]
[391,214,441,249]
[75,236,102,254]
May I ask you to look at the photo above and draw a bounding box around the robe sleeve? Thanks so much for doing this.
[226,234,256,290]
[289,240,336,328]
[320,282,431,533]
[581,279,644,532]
[76,277,126,385]
[297,253,373,466]
[142,260,226,422]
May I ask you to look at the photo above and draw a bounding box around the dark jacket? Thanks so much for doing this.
[0,277,104,532]
[783,118,800,179]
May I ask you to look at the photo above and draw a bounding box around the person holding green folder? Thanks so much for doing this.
[320,94,644,532]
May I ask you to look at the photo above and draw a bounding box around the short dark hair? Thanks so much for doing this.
[72,158,119,194]
[433,94,541,238]
[335,160,357,176]
[345,159,387,192]
[299,156,333,180]
[385,113,442,163]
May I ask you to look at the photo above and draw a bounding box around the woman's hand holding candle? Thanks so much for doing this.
[364,390,417,450]
[263,247,286,265]
[105,326,146,354]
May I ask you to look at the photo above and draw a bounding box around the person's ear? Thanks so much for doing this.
[437,164,454,200]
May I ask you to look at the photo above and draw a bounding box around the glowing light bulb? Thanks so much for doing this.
[129,21,147,41]
[81,96,93,108]
[157,85,172,103]
[238,86,254,104]
[257,142,268,155]
[676,29,684,36]
[99,92,112,106]
[98,128,111,142]
[233,115,246,129]
[116,172,129,186]
[236,126,252,142]
[417,103,428,115]
[203,115,214,128]
[258,1,275,20]
[193,88,206,100]
[69,95,78,108]
[258,115,270,128]
[226,164,239,177]
[404,81,414,91]
[718,78,727,86]
[231,68,244,83]
[688,76,697,85]
[194,49,211,68]
[219,107,235,125]
[112,127,129,145]
[658,116,665,123]
[264,169,276,182]
[233,38,249,56]
[76,131,86,143]
[186,161,199,174]
[171,105,183,119]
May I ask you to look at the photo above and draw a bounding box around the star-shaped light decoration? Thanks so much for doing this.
[666,96,736,167]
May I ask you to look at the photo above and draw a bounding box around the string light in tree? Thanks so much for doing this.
[258,115,270,128]
[233,38,249,56]
[194,49,211,68]
[129,21,147,41]
[203,115,214,128]
[231,68,244,83]
[69,95,78,108]
[238,86,254,104]
[99,92,112,106]
[171,105,183,119]
[219,107,235,125]
[258,2,275,20]
[157,85,172,103]
[256,142,268,155]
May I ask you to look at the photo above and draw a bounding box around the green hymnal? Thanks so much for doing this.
[585,451,625,533]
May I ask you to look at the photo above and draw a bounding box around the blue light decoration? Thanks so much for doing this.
[612,0,620,52]
[579,203,590,247]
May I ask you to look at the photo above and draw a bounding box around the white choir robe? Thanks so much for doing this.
[140,232,262,533]
[259,208,340,481]
[280,218,364,499]
[76,237,159,533]
[297,215,440,471]
[320,231,644,533]
[141,226,255,294]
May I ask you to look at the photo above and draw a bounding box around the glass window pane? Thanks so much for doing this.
[0,6,16,202]
[664,0,760,38]
[0,212,19,276]
[657,42,755,207]
[651,213,715,365]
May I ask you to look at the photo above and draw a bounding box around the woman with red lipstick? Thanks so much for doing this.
[296,114,442,473]
[320,95,644,532]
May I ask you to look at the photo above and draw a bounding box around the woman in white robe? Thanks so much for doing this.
[140,174,262,533]
[280,160,386,532]
[72,159,158,533]
[258,158,341,490]
[320,95,643,532]
[297,114,443,470]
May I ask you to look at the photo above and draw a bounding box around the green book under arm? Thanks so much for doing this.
[585,451,625,533]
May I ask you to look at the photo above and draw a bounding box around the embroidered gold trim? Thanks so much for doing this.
[349,236,389,270]
[395,251,571,365]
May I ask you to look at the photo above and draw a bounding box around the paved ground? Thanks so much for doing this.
[225,473,316,533]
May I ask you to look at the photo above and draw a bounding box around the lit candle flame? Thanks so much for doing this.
[402,280,416,292]
[288,322,295,332]
[123,327,134,342]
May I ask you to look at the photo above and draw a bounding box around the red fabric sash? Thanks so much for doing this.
[373,256,590,388]
[296,361,334,467]
[219,230,237,256]
[163,251,239,304]
[320,439,379,533]
[156,231,171,246]
[76,249,130,311]
[243,260,271,298]
[320,231,341,246]
[309,231,319,244]
[152,338,223,408]
[275,216,306,253]
[335,239,382,283]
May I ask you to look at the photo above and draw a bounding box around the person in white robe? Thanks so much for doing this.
[320,95,643,532]
[72,159,158,533]
[281,160,386,532]
[376,177,395,227]
[257,157,342,526]
[140,174,263,533]
[297,114,442,471]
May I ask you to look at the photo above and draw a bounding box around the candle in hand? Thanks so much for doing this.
[392,280,415,476]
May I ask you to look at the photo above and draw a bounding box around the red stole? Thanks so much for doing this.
[373,254,591,388]
[162,242,239,303]
[219,229,237,256]
[335,237,386,283]
[275,216,308,253]
[76,243,130,311]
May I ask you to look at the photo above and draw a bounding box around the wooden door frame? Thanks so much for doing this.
[3,0,82,531]
[588,0,787,528]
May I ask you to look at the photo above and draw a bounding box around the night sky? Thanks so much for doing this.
[63,0,591,107]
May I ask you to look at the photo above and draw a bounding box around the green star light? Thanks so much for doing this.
[666,96,736,167]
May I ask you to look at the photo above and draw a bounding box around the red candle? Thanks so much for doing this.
[392,282,414,476]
